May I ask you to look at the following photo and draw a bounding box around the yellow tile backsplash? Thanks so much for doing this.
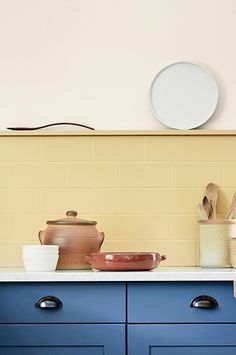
[171,163,221,187]
[67,163,118,188]
[93,137,144,161]
[119,163,170,187]
[145,136,196,161]
[0,137,40,162]
[1,133,236,268]
[40,137,93,162]
[14,163,67,188]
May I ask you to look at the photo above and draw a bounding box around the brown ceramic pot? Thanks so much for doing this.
[38,211,105,270]
[84,252,166,271]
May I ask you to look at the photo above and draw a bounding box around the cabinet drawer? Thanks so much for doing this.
[128,281,236,323]
[0,324,125,354]
[0,282,125,323]
[128,324,236,355]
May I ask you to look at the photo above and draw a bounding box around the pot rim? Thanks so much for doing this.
[46,210,97,226]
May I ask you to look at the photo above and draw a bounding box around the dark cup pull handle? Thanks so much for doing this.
[190,295,218,309]
[35,295,63,310]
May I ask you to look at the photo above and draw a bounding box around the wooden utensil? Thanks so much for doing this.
[7,122,95,131]
[202,196,213,219]
[206,183,218,219]
[225,192,236,220]
[197,203,208,220]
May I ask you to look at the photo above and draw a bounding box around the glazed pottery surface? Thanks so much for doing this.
[38,211,105,269]
[85,252,166,271]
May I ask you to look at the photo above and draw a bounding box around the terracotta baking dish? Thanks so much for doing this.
[84,252,166,271]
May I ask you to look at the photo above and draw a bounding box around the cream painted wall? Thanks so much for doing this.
[0,0,235,130]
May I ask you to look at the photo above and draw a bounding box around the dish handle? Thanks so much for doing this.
[84,255,92,264]
[160,255,167,261]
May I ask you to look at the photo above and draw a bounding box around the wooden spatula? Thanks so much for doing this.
[225,192,236,220]
[202,196,213,219]
[197,203,208,220]
[206,183,218,219]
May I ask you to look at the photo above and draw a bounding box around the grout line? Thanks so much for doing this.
[91,137,95,162]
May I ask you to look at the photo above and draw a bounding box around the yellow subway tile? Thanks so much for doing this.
[0,215,17,239]
[222,163,236,187]
[40,137,92,162]
[0,164,14,187]
[0,215,46,242]
[14,163,67,188]
[40,189,92,215]
[0,190,40,214]
[101,240,164,252]
[0,137,40,162]
[170,215,198,240]
[119,163,170,187]
[216,189,236,215]
[196,137,236,161]
[157,241,196,266]
[93,137,144,161]
[0,241,37,267]
[90,215,170,240]
[68,163,118,187]
[92,189,195,214]
[171,163,221,187]
[102,240,196,266]
[145,136,196,161]
[0,242,22,267]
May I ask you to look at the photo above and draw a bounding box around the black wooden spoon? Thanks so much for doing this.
[7,122,95,131]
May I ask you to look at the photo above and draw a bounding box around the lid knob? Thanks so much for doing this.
[66,210,78,217]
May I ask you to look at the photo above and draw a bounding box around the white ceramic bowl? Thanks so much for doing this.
[23,253,59,258]
[22,254,59,272]
[23,245,59,252]
[23,249,59,254]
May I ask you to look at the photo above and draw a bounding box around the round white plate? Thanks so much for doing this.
[149,62,219,129]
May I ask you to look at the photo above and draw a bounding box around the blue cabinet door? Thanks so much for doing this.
[128,324,236,355]
[128,281,236,323]
[0,282,126,323]
[0,324,125,355]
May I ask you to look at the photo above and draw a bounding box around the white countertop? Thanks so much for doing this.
[1,267,236,282]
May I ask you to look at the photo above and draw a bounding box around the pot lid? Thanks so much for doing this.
[47,211,97,225]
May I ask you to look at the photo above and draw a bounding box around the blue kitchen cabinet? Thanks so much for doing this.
[0,282,126,355]
[128,324,236,355]
[127,281,236,355]
[1,280,236,354]
[0,324,125,355]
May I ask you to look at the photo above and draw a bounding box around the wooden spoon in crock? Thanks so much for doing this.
[206,183,218,219]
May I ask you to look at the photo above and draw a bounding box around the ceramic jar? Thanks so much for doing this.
[38,211,105,270]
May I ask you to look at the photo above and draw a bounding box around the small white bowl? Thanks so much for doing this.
[23,253,59,258]
[23,245,59,252]
[23,250,59,254]
[23,254,59,272]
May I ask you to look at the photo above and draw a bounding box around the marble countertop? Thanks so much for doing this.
[1,267,236,282]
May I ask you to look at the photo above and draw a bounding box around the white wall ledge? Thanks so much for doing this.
[1,130,236,137]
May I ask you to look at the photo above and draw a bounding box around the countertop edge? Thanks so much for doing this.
[1,268,236,282]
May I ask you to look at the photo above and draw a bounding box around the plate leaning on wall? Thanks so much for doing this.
[149,61,219,130]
